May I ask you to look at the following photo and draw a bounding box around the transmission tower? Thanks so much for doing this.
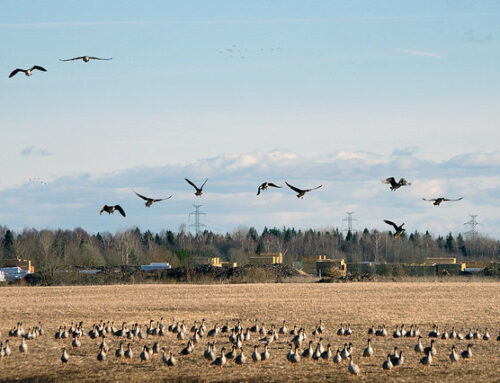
[189,205,206,235]
[463,215,479,238]
[342,211,358,233]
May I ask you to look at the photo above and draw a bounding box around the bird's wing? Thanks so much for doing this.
[185,178,198,190]
[257,186,262,196]
[382,177,395,184]
[422,198,436,202]
[133,190,149,201]
[305,185,322,192]
[443,197,463,202]
[383,220,399,230]
[285,182,302,193]
[59,57,84,61]
[399,178,411,185]
[200,178,208,189]
[267,183,282,188]
[31,66,47,72]
[153,195,173,202]
[8,69,22,78]
[114,205,126,217]
[88,57,113,60]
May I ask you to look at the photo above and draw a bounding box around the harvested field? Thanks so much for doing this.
[0,282,499,382]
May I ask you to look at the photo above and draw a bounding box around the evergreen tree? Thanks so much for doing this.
[2,230,15,258]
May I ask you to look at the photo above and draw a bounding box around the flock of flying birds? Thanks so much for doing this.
[10,56,463,235]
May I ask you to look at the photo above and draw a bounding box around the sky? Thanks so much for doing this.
[1,1,500,237]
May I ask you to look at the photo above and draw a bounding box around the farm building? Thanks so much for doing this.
[302,255,327,274]
[249,252,283,265]
[191,257,222,267]
[316,259,347,276]
[221,261,238,268]
[3,258,35,273]
[423,257,457,265]
[140,262,171,272]
[0,267,32,281]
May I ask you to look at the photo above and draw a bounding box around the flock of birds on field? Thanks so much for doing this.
[9,57,466,234]
[0,318,498,378]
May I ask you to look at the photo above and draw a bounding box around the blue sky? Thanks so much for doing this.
[1,1,500,237]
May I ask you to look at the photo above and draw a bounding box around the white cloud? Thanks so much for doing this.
[396,49,442,59]
[20,146,51,157]
[1,150,500,238]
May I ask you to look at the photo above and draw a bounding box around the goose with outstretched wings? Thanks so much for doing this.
[133,190,172,207]
[383,219,405,238]
[381,177,411,191]
[285,182,322,198]
[9,66,47,78]
[59,56,112,63]
[257,182,281,196]
[423,197,463,206]
[99,205,126,217]
[185,178,208,196]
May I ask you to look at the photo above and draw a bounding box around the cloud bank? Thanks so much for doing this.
[1,150,499,238]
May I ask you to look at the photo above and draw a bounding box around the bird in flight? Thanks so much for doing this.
[257,182,281,196]
[383,220,406,238]
[185,178,208,197]
[423,197,463,206]
[285,182,322,198]
[99,205,126,217]
[381,177,411,191]
[59,56,112,63]
[9,66,47,78]
[133,190,172,207]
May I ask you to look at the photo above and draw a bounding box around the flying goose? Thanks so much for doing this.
[257,182,281,196]
[133,190,172,207]
[383,220,406,238]
[59,56,112,62]
[423,197,463,206]
[381,177,411,191]
[9,66,47,78]
[99,204,126,217]
[185,178,208,196]
[285,182,322,198]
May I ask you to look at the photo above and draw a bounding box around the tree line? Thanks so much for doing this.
[1,225,499,276]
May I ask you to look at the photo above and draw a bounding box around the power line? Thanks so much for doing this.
[342,211,358,233]
[189,204,206,235]
[463,214,479,238]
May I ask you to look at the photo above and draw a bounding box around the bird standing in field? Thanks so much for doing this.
[348,355,360,377]
[9,66,47,78]
[383,220,406,238]
[19,338,27,355]
[423,197,463,206]
[185,178,208,196]
[59,56,112,63]
[381,177,411,191]
[285,182,322,198]
[133,190,172,207]
[256,182,281,196]
[449,345,460,362]
[61,347,69,364]
[99,204,126,217]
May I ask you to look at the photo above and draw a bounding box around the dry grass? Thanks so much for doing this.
[0,282,499,382]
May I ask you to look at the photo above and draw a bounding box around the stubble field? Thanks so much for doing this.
[0,281,499,382]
